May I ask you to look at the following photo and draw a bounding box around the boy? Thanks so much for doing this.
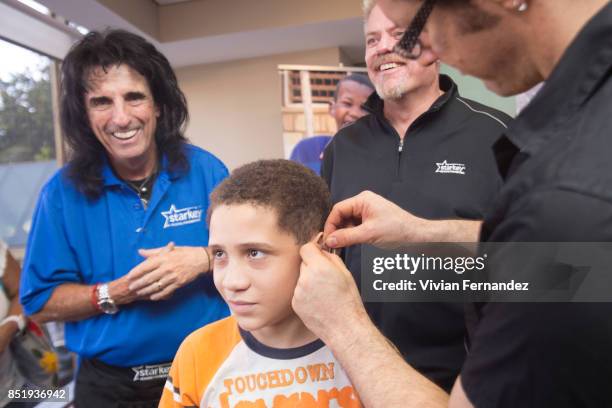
[290,74,374,175]
[159,160,361,408]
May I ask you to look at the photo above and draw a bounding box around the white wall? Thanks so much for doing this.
[176,47,341,170]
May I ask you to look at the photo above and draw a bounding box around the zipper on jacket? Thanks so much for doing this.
[380,114,405,180]
[396,137,404,178]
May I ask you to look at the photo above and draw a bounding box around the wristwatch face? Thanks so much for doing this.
[96,283,119,314]
[98,299,119,314]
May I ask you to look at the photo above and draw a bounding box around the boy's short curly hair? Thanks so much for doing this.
[208,160,331,244]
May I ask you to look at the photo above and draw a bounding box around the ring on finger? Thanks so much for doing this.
[156,281,162,291]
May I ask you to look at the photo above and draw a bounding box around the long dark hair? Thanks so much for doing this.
[61,29,189,199]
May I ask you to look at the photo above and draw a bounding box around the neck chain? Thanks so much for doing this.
[125,169,157,210]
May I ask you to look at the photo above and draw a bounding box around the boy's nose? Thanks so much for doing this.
[220,262,250,292]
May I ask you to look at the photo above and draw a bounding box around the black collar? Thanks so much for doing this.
[239,327,325,360]
[504,1,612,153]
[362,74,457,121]
[493,2,612,179]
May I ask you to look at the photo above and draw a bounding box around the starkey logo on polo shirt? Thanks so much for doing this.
[132,362,171,381]
[161,204,203,228]
[435,160,466,175]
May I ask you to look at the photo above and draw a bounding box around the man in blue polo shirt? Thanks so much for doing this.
[20,29,229,407]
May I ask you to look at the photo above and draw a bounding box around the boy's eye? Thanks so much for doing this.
[213,249,225,259]
[247,249,264,259]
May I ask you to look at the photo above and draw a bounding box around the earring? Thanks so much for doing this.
[513,0,528,12]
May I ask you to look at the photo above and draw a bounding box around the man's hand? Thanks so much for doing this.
[126,243,211,301]
[323,190,428,250]
[324,191,482,249]
[294,241,452,408]
[293,242,370,344]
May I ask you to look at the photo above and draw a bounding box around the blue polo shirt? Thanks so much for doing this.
[20,144,230,366]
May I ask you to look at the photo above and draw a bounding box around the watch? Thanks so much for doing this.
[96,283,119,314]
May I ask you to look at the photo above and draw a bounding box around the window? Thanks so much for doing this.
[0,38,60,248]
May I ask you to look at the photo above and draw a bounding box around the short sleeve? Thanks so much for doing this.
[160,318,241,408]
[20,180,81,315]
[159,335,200,408]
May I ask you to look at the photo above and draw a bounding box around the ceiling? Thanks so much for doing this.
[152,0,193,5]
[36,0,366,67]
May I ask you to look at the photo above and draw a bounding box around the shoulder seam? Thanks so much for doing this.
[455,96,509,129]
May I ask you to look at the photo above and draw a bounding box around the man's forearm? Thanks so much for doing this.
[324,313,449,408]
[411,220,482,243]
[31,278,138,323]
[31,283,99,322]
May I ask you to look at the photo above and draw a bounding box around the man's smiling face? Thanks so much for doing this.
[365,4,438,100]
[85,64,159,178]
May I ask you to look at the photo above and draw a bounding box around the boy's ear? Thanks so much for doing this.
[311,231,324,244]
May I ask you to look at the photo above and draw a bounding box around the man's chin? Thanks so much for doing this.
[381,89,407,101]
[483,78,524,97]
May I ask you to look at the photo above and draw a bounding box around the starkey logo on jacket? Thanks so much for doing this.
[161,204,203,228]
[435,160,466,175]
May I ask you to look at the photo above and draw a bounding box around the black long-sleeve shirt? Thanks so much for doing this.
[462,3,612,407]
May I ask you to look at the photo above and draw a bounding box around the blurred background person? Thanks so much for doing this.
[0,240,32,408]
[329,73,375,130]
[290,73,374,174]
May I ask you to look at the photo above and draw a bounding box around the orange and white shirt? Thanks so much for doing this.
[159,317,361,408]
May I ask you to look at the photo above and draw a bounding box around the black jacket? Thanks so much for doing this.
[322,75,511,391]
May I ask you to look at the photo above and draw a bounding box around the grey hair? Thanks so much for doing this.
[363,0,376,19]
